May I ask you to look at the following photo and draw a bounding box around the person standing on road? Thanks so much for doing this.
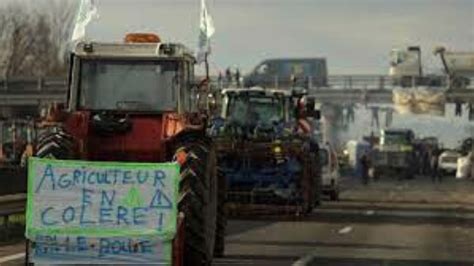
[225,67,232,86]
[235,68,241,87]
[430,148,441,183]
[217,71,223,89]
[360,153,370,185]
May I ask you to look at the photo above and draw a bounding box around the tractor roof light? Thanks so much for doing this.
[273,146,283,154]
[124,33,161,43]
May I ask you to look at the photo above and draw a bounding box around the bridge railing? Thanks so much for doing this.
[326,75,396,90]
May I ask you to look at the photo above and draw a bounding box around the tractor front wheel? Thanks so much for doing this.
[214,167,227,258]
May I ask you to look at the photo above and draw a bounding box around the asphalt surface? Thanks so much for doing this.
[1,176,473,266]
[213,176,474,266]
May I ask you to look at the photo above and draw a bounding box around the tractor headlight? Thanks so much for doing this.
[273,146,282,154]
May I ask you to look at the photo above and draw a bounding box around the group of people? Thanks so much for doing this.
[454,102,474,120]
[218,67,241,87]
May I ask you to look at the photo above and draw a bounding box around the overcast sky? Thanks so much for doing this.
[85,0,474,75]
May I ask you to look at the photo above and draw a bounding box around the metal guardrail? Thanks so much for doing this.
[0,76,67,91]
[0,77,66,106]
[0,194,26,214]
[0,194,26,240]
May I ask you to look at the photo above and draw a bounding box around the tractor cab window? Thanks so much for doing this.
[183,62,197,113]
[226,95,285,127]
[79,60,179,112]
[382,131,412,145]
[390,50,406,65]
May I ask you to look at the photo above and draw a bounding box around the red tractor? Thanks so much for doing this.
[32,33,225,265]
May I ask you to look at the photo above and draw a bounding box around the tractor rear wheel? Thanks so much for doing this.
[174,141,218,266]
[214,167,227,258]
[301,155,314,214]
[312,152,322,208]
[35,130,75,159]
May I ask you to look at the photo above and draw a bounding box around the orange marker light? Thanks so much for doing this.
[124,33,161,43]
[175,149,187,166]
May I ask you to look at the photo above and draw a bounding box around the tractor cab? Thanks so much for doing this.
[68,38,197,115]
[52,34,206,162]
[221,88,292,132]
[212,87,317,139]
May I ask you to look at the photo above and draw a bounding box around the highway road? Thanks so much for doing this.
[1,177,473,266]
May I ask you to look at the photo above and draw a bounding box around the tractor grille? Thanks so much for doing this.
[227,189,302,205]
[374,151,408,168]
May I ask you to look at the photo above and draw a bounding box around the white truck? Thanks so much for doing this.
[320,143,340,201]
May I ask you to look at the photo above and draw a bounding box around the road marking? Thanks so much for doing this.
[0,252,25,263]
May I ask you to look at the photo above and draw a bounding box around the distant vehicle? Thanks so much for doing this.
[320,143,340,201]
[438,150,461,176]
[372,129,416,179]
[389,46,443,87]
[434,46,474,89]
[243,58,328,89]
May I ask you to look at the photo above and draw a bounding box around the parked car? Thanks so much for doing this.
[438,150,460,176]
[243,58,328,89]
[320,143,340,201]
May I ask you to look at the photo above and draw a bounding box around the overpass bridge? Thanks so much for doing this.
[307,88,474,104]
[0,75,473,108]
[307,75,474,104]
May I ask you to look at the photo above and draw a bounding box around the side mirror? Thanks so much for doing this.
[307,109,321,120]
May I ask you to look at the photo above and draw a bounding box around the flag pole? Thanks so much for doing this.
[205,38,210,81]
[205,52,210,81]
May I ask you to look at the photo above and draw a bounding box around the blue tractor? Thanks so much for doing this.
[210,87,321,215]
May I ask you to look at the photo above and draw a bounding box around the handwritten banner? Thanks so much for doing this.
[31,235,173,264]
[25,158,180,264]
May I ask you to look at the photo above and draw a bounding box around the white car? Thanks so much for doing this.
[438,150,460,175]
[320,144,340,201]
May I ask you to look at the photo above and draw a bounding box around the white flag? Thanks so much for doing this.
[71,0,99,42]
[197,0,215,64]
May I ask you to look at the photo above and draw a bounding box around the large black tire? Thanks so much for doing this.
[214,167,227,258]
[174,141,218,266]
[311,151,322,208]
[35,130,75,159]
[301,154,315,214]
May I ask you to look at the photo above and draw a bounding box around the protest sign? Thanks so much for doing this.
[26,158,179,264]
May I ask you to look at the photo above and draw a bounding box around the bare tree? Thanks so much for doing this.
[0,0,77,78]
